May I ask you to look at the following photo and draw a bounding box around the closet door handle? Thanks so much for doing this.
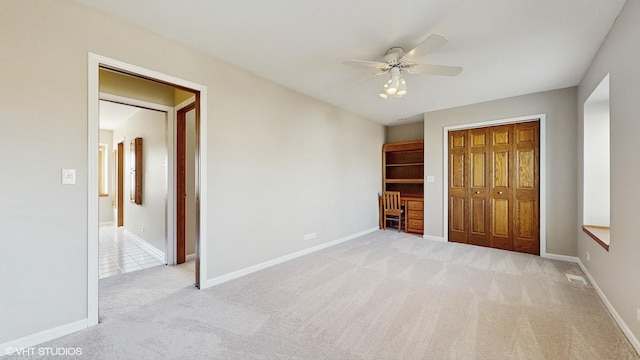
[498,191,503,195]
[475,191,480,194]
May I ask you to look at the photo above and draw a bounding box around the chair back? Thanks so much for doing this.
[383,191,401,212]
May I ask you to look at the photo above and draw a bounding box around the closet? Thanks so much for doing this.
[448,120,539,254]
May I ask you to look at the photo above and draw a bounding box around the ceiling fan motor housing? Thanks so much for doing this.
[383,47,405,65]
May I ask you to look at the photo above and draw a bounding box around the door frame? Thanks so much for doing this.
[442,114,547,256]
[116,141,124,227]
[88,53,208,327]
[175,99,197,264]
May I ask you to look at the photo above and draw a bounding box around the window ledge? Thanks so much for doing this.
[582,225,610,251]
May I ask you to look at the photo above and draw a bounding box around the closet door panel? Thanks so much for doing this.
[449,130,468,243]
[468,127,489,247]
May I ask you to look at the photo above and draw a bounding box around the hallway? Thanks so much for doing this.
[99,224,165,278]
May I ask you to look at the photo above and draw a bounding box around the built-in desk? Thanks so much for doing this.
[381,140,424,235]
[378,195,423,234]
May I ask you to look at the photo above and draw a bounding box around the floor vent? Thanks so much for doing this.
[566,274,588,285]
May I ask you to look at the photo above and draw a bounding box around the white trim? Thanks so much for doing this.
[100,93,174,113]
[87,55,99,327]
[542,253,579,263]
[441,114,547,256]
[199,88,209,288]
[123,229,166,262]
[423,235,446,242]
[88,53,208,327]
[1,319,87,357]
[186,253,197,262]
[99,221,114,226]
[100,93,176,266]
[577,260,640,354]
[201,227,378,289]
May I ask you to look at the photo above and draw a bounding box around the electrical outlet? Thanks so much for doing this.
[304,233,316,240]
[637,308,640,322]
[141,226,145,232]
[586,251,590,262]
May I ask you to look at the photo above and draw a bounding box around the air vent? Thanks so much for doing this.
[566,274,588,285]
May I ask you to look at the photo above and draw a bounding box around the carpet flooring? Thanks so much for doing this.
[8,230,639,359]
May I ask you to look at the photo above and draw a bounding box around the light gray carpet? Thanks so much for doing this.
[9,230,639,359]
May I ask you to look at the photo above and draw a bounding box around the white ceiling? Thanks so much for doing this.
[99,100,141,130]
[77,0,626,126]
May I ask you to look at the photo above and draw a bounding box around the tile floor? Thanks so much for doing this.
[99,224,165,279]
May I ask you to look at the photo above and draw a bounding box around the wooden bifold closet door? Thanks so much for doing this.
[448,120,539,255]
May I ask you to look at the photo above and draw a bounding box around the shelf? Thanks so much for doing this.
[582,225,609,251]
[383,140,424,152]
[386,162,423,167]
[385,179,424,183]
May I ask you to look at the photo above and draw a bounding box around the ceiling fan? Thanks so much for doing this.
[344,34,462,99]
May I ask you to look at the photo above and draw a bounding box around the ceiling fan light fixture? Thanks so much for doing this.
[386,78,398,95]
[379,82,389,98]
[344,34,461,100]
[396,77,407,96]
[381,67,407,98]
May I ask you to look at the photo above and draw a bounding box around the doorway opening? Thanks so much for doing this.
[98,98,173,279]
[88,53,208,327]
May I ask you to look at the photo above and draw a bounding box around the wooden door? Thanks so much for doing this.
[489,125,514,250]
[116,142,124,227]
[176,102,196,265]
[449,130,468,244]
[448,121,539,255]
[513,122,539,254]
[469,127,490,247]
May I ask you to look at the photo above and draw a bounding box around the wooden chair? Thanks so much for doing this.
[383,191,403,232]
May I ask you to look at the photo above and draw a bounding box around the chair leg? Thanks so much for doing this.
[397,215,400,232]
[404,213,407,233]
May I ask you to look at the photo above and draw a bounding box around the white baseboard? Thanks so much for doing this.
[202,227,378,289]
[423,235,445,242]
[577,260,640,355]
[123,229,165,262]
[1,319,87,357]
[542,253,579,263]
[185,253,196,262]
[99,221,114,226]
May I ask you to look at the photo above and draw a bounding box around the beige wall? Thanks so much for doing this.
[0,0,384,345]
[386,122,424,143]
[112,108,167,255]
[99,69,176,106]
[98,129,114,223]
[577,0,640,344]
[175,89,195,106]
[100,69,195,106]
[423,87,578,256]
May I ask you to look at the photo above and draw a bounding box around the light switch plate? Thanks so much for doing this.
[426,176,435,183]
[62,169,76,185]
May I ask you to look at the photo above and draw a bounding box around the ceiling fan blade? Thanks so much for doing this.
[408,64,462,76]
[343,59,389,69]
[402,34,449,63]
[348,70,390,89]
